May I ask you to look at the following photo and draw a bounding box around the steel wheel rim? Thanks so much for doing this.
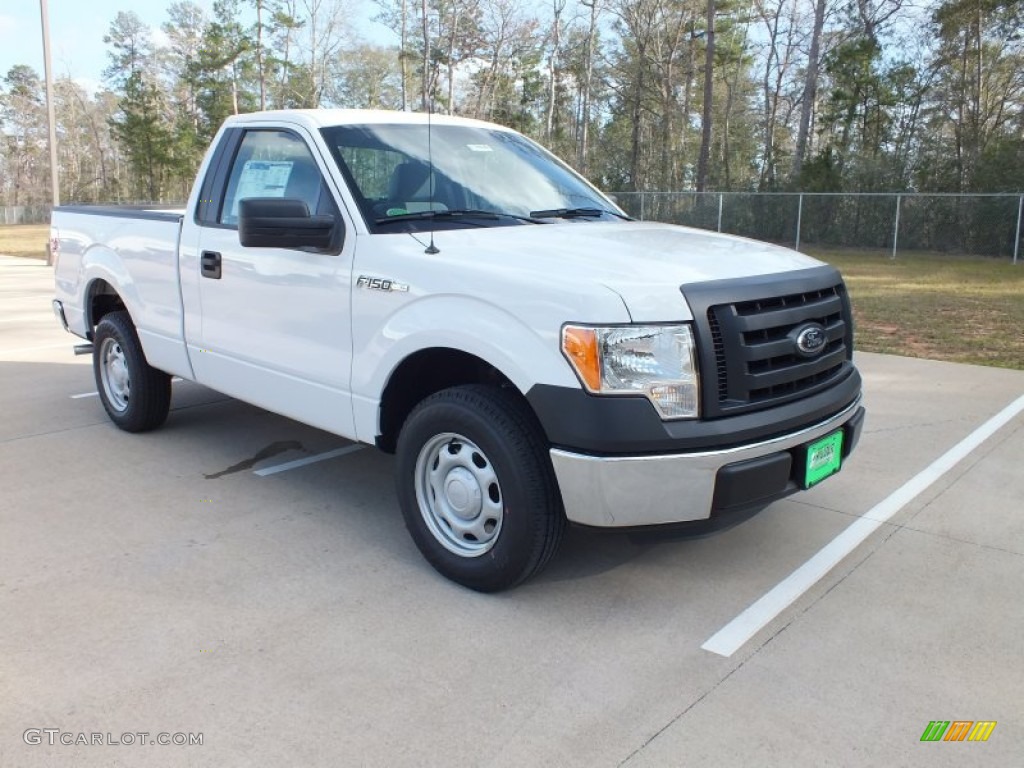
[414,432,504,557]
[99,337,130,412]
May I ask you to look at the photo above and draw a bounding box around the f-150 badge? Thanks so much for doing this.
[357,276,409,293]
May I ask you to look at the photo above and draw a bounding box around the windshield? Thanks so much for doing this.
[320,123,622,232]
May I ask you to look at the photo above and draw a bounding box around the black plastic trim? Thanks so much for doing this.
[194,127,241,225]
[682,265,855,418]
[711,452,794,512]
[525,369,861,456]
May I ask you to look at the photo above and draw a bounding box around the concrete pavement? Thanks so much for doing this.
[2,254,1021,766]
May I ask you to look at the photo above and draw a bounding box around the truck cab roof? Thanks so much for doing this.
[223,109,512,132]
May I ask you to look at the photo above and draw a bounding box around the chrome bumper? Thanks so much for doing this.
[550,397,863,527]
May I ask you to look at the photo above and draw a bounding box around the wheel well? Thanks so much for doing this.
[88,280,126,335]
[377,348,518,453]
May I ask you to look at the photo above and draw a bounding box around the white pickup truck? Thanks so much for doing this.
[52,109,864,591]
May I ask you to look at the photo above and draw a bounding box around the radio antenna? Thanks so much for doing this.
[424,92,440,255]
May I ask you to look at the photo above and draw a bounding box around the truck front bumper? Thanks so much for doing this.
[550,397,864,528]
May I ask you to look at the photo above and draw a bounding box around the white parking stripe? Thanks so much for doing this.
[254,445,364,477]
[701,393,1024,658]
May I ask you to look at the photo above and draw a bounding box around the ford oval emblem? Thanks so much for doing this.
[794,323,827,357]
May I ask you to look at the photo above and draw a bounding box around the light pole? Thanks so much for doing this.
[40,0,60,264]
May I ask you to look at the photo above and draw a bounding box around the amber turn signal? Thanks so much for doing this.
[561,326,602,392]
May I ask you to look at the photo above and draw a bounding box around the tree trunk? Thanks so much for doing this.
[446,5,461,114]
[256,0,266,110]
[546,1,564,141]
[421,0,430,109]
[759,6,781,190]
[579,0,599,173]
[400,0,408,110]
[793,0,826,182]
[696,0,715,192]
[629,46,646,192]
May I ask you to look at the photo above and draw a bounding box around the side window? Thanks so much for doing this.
[219,130,330,226]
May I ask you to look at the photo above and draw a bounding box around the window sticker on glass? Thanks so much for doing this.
[466,144,493,152]
[232,160,294,216]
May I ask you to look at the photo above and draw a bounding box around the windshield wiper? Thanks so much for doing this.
[529,207,633,221]
[375,209,543,225]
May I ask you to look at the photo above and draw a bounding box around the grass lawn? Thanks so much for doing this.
[0,224,50,260]
[812,248,1024,370]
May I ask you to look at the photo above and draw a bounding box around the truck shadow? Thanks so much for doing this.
[2,359,767,595]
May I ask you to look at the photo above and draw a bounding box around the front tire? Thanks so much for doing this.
[396,385,566,592]
[93,310,171,432]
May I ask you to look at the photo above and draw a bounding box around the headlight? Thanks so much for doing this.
[561,324,700,419]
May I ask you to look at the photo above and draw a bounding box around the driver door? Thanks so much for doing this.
[190,127,356,438]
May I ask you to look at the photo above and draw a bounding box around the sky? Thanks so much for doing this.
[0,0,390,93]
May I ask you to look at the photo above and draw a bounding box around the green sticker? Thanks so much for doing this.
[804,430,843,487]
[386,207,408,216]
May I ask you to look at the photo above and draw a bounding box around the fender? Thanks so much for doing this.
[79,245,194,379]
[351,295,592,443]
[81,247,141,326]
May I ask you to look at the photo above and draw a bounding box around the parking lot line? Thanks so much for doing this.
[701,392,1024,658]
[253,445,364,476]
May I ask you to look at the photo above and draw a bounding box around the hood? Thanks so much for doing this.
[425,220,825,321]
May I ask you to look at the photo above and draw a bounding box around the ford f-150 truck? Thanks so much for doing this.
[52,109,864,591]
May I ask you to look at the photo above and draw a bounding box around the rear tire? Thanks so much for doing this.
[395,385,566,592]
[93,310,171,432]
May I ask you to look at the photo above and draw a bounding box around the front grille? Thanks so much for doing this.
[682,267,855,418]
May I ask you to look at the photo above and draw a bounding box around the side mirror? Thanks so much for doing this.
[238,198,335,250]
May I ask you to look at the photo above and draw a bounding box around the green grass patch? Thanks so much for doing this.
[0,224,50,260]
[810,248,1024,370]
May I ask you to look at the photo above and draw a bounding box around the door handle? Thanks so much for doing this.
[201,251,222,279]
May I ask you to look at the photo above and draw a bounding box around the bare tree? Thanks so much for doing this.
[422,0,432,108]
[545,0,567,139]
[401,0,409,109]
[695,0,715,191]
[372,0,413,109]
[254,0,268,110]
[472,0,535,119]
[440,0,483,114]
[792,0,827,180]
[578,0,604,173]
[300,0,353,107]
[754,0,804,188]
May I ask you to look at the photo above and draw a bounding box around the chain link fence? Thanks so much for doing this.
[7,193,1024,263]
[1,205,53,225]
[612,192,1024,264]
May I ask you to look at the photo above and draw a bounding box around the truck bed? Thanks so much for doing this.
[51,205,190,379]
